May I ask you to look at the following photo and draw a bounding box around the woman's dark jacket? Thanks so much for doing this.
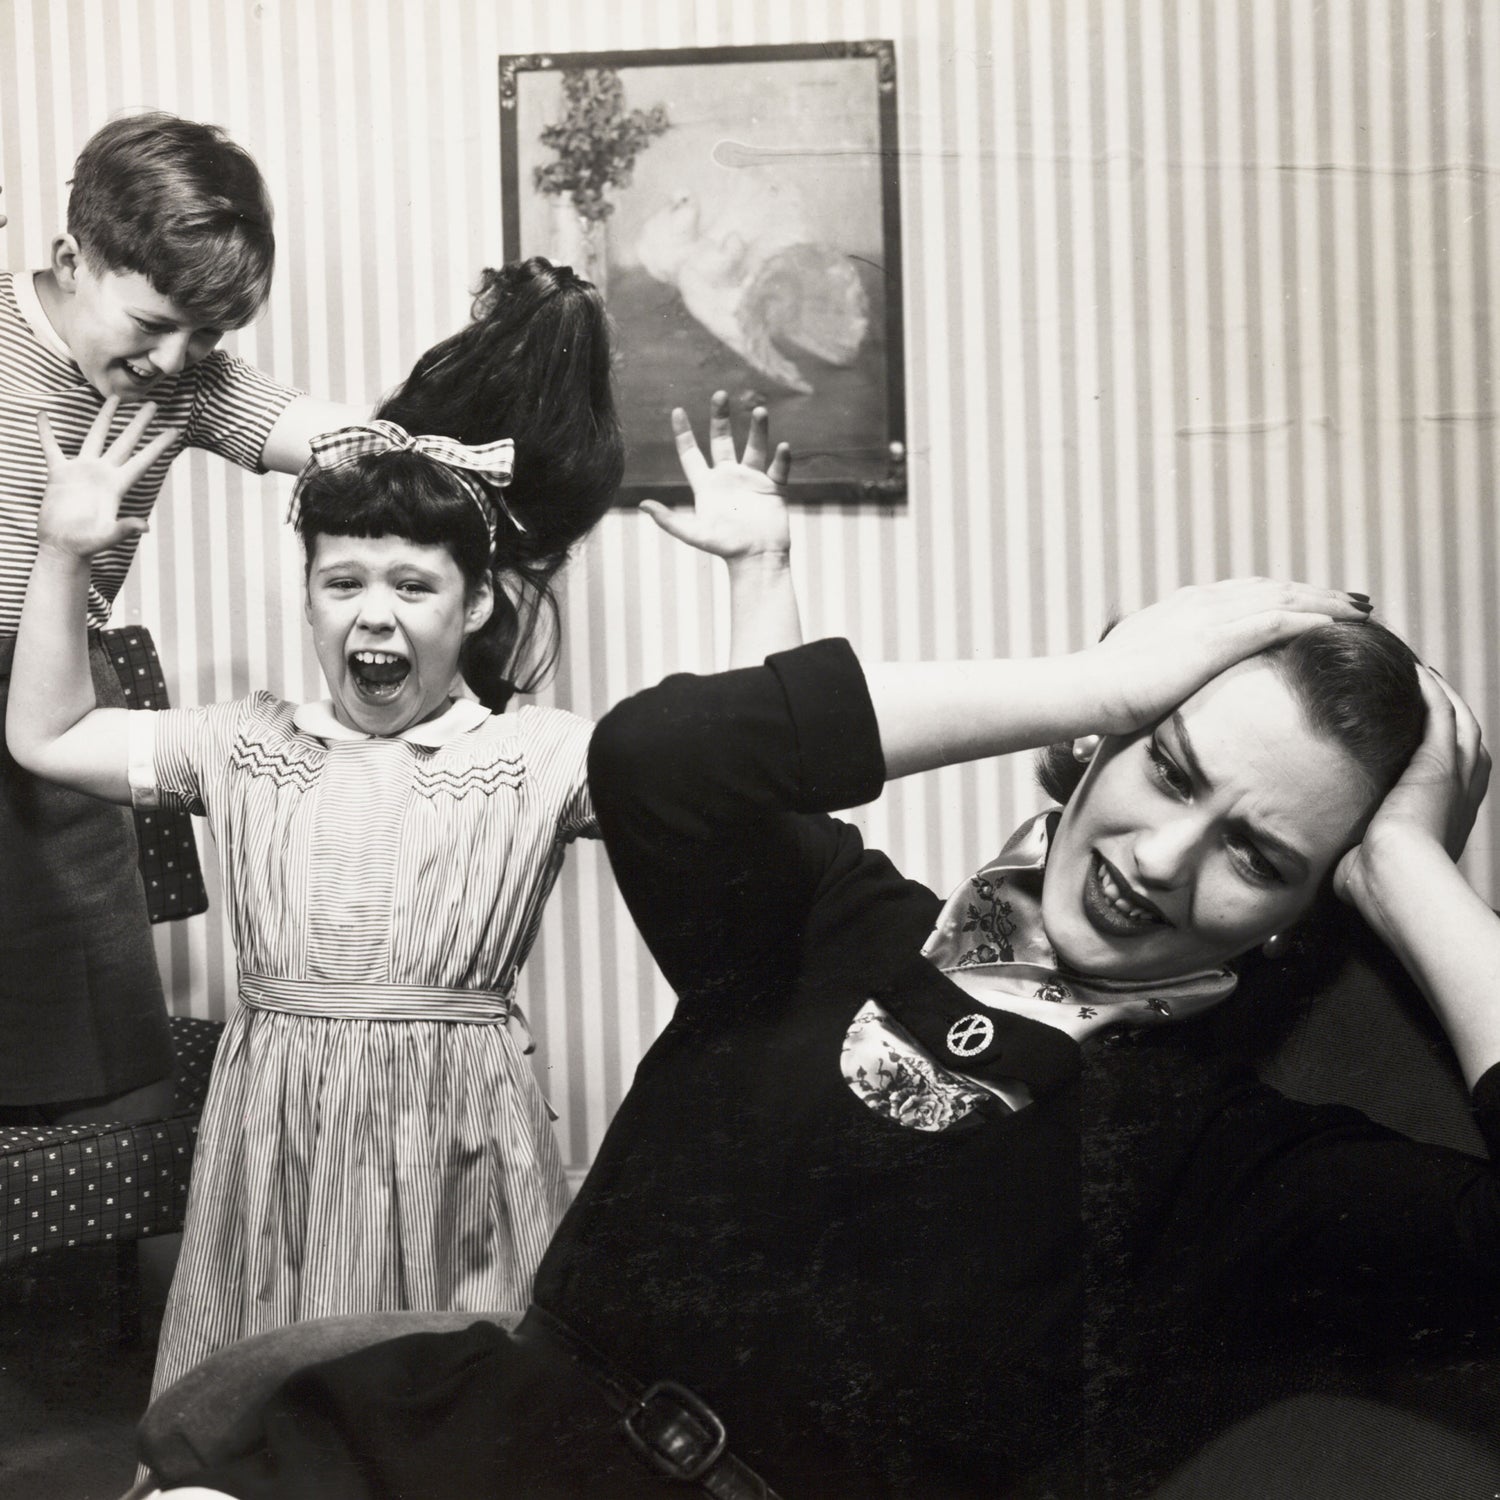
[185,639,1500,1499]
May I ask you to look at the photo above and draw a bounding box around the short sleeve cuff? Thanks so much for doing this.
[765,638,885,814]
[127,710,161,809]
[187,352,303,473]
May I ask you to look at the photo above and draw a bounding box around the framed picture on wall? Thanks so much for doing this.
[499,41,906,504]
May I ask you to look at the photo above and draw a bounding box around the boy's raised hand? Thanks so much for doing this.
[640,391,792,563]
[36,397,178,559]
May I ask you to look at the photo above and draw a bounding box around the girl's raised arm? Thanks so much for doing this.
[6,397,176,803]
[640,392,800,669]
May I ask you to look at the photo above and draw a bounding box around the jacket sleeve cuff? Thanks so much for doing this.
[765,638,886,814]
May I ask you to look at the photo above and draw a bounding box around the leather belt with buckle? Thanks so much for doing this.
[514,1305,782,1498]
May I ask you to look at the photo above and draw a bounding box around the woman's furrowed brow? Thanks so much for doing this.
[1169,712,1310,877]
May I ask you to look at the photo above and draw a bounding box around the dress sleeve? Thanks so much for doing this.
[588,638,888,998]
[182,351,302,473]
[128,693,268,818]
[1161,1062,1500,1351]
[516,704,597,841]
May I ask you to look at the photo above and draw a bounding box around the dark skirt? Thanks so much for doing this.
[0,633,172,1105]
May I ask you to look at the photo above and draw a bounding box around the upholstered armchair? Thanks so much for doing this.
[2,1014,223,1339]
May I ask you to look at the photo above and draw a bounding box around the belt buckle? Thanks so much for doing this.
[621,1379,728,1481]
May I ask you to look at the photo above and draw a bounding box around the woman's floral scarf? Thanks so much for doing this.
[841,812,1238,1132]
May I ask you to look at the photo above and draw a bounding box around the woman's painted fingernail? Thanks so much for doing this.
[1350,598,1374,613]
[1347,591,1371,603]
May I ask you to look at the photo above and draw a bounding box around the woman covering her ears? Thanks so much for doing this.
[141,412,1500,1500]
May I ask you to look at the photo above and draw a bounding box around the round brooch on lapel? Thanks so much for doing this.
[946,1013,996,1058]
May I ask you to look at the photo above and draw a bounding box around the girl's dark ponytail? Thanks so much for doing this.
[376,258,622,707]
[458,552,559,714]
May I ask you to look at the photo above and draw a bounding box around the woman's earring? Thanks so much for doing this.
[1261,932,1288,960]
[1071,735,1101,763]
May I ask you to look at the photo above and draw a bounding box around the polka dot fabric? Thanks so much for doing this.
[0,1016,223,1264]
[100,626,208,924]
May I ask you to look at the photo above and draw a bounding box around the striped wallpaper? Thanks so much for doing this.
[2,0,1497,1171]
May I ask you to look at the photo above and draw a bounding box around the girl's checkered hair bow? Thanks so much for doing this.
[289,419,526,540]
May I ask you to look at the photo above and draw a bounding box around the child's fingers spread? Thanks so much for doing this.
[638,500,693,543]
[105,401,159,462]
[81,396,121,458]
[671,409,710,483]
[741,407,770,471]
[35,411,65,467]
[708,390,735,466]
[767,442,792,485]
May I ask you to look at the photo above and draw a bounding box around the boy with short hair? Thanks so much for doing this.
[0,111,358,1123]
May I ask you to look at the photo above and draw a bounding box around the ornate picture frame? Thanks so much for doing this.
[499,41,906,504]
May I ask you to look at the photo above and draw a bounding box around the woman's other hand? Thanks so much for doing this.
[640,390,792,564]
[1082,578,1373,736]
[36,397,177,560]
[1330,665,1499,1089]
[1335,665,1491,911]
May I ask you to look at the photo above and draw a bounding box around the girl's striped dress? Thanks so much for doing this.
[136,691,593,1397]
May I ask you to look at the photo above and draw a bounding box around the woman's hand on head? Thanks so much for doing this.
[1081,578,1373,735]
[639,391,792,565]
[1334,664,1491,909]
[35,397,177,560]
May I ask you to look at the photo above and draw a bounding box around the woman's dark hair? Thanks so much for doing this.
[1035,620,1424,813]
[299,258,622,711]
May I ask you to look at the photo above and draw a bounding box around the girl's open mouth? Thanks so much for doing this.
[349,649,410,701]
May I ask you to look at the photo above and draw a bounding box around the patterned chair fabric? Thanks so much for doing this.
[0,1015,222,1265]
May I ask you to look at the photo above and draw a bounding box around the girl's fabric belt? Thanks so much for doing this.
[239,973,517,1026]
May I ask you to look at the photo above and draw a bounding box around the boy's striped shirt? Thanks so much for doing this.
[0,270,298,634]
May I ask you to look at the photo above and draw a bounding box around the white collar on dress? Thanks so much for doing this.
[14,270,79,362]
[292,695,491,747]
